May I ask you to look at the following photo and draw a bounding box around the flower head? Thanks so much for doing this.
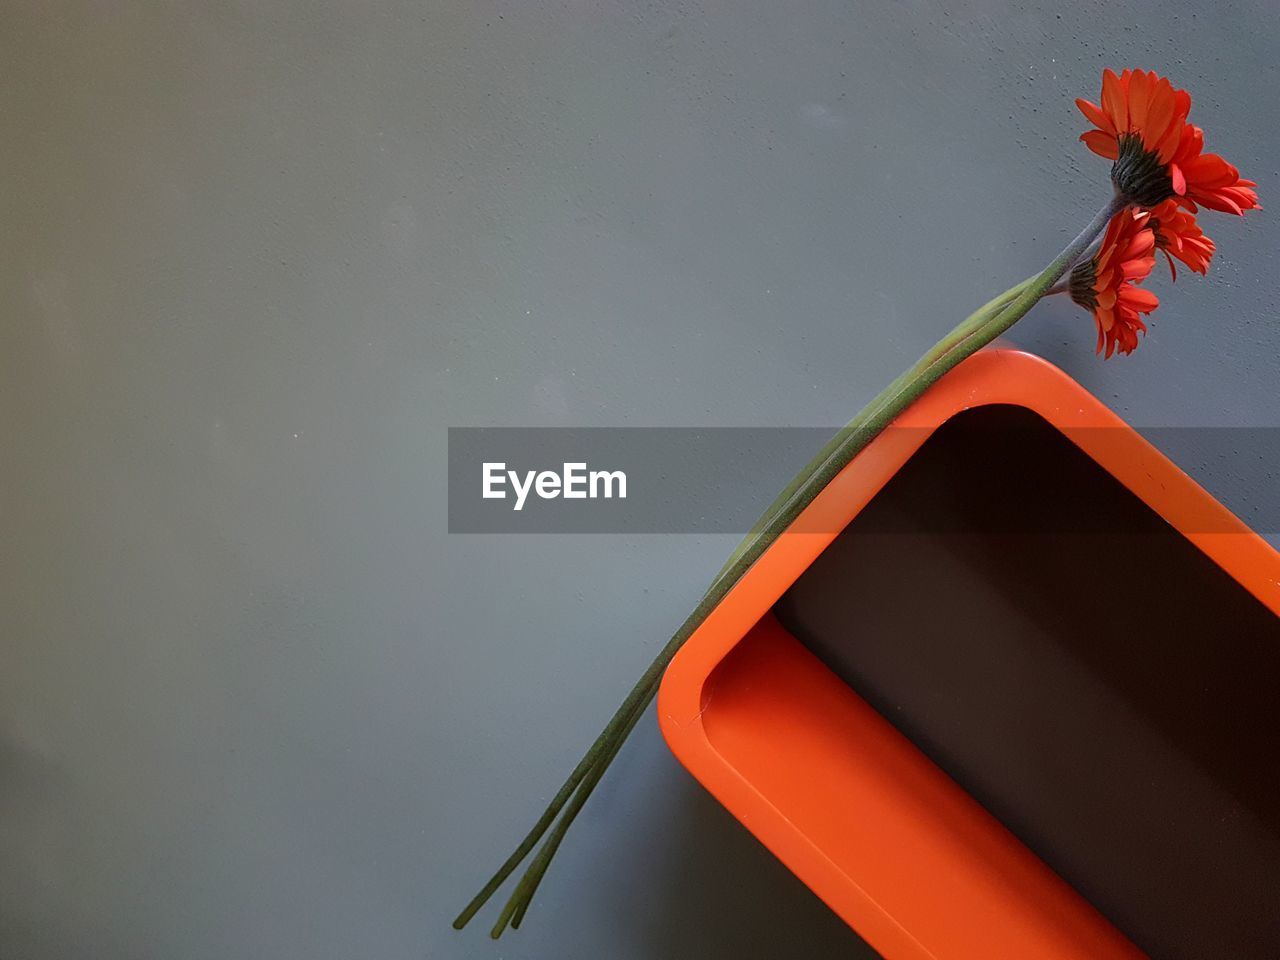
[1168,124,1261,215]
[1069,207,1158,357]
[1077,69,1190,206]
[1077,69,1259,214]
[1148,198,1215,279]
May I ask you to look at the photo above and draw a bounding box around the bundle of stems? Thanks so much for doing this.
[454,193,1126,937]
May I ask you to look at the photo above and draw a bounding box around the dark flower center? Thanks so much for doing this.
[1111,134,1175,207]
[1148,218,1169,248]
[1069,258,1099,309]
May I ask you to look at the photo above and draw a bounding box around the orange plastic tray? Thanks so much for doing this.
[657,348,1280,960]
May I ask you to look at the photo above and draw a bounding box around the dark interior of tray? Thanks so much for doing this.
[772,404,1280,960]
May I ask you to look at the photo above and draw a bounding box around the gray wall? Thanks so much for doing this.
[3,2,1276,958]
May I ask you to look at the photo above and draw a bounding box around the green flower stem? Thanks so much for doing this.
[452,279,1031,935]
[709,275,1033,587]
[501,690,650,934]
[455,193,1124,935]
[487,278,1036,933]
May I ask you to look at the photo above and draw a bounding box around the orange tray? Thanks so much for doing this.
[657,348,1280,960]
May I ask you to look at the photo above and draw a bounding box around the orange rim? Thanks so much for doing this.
[658,348,1280,960]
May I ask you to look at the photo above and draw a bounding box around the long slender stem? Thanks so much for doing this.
[451,738,604,929]
[454,281,1037,935]
[708,275,1034,586]
[456,193,1124,934]
[502,690,651,933]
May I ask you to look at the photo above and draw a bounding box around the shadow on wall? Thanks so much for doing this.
[615,770,878,959]
[0,733,73,949]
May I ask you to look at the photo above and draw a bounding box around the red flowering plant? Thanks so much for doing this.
[1065,68,1260,357]
[1066,206,1159,358]
[454,69,1259,936]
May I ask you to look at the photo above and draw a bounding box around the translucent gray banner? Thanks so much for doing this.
[448,414,1280,534]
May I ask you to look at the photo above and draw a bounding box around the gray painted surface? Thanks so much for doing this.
[2,2,1276,958]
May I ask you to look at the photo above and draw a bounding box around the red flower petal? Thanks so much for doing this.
[1101,68,1127,129]
[1081,129,1119,160]
[1117,286,1159,311]
[1075,98,1115,135]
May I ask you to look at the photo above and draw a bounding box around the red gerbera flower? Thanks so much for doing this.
[1167,124,1261,215]
[1076,69,1188,166]
[1069,207,1159,358]
[1077,69,1259,214]
[1148,198,1215,279]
